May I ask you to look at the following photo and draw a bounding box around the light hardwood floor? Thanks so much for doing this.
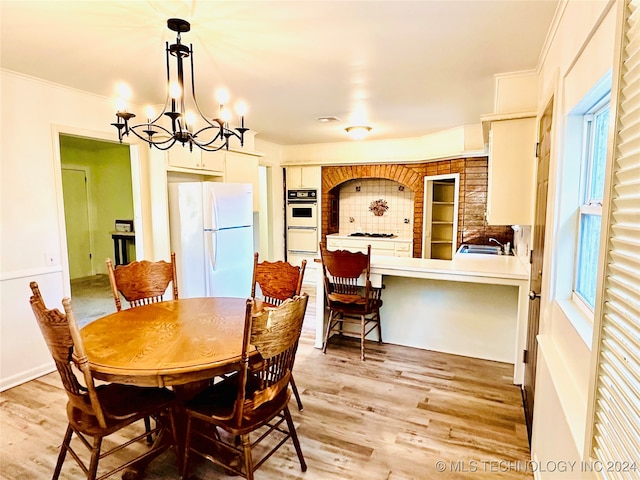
[1,285,532,479]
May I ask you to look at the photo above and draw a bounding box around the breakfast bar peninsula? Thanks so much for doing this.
[315,252,530,384]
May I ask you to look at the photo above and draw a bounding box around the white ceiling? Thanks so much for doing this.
[0,1,558,146]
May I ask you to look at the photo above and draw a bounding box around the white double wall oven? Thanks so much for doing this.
[286,189,318,254]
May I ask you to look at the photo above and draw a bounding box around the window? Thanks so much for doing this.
[574,99,610,311]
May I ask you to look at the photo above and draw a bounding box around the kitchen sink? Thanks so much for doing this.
[457,244,504,255]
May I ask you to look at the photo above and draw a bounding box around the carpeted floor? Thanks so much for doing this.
[70,274,119,327]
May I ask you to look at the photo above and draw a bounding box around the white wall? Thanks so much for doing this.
[255,138,286,261]
[531,0,617,475]
[0,70,123,389]
[281,124,485,165]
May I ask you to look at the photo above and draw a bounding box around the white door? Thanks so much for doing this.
[62,168,93,278]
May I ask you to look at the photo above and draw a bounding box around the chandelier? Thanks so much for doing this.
[111,18,248,152]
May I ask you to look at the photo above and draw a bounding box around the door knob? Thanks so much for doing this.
[529,290,540,300]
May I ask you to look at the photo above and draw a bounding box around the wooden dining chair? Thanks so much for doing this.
[182,294,309,480]
[28,282,178,480]
[106,252,178,311]
[105,252,178,442]
[251,252,307,410]
[319,243,383,361]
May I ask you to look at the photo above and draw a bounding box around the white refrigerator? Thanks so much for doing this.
[168,182,254,298]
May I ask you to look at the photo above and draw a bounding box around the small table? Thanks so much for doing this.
[110,231,136,266]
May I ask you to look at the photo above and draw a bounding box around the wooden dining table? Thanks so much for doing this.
[81,296,261,479]
[81,297,259,389]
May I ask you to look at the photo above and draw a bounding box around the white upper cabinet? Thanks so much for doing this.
[166,148,261,211]
[486,116,536,226]
[200,150,226,172]
[286,166,321,189]
[167,146,225,174]
[224,152,260,211]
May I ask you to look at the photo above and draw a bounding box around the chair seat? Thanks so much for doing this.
[185,373,291,436]
[327,293,366,304]
[68,383,175,436]
[329,298,383,315]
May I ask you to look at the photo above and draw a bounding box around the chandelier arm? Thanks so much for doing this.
[128,124,177,146]
[189,137,230,152]
[188,47,220,131]
[191,124,227,146]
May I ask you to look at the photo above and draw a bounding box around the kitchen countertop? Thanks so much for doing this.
[316,248,529,282]
[327,233,413,243]
[369,252,529,282]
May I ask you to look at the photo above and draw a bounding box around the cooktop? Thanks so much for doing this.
[348,232,397,238]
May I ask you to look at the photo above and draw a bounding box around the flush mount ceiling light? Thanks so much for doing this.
[111,18,248,152]
[316,116,341,123]
[345,126,372,140]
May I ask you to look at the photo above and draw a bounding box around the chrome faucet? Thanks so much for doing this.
[489,237,511,255]
[488,237,503,247]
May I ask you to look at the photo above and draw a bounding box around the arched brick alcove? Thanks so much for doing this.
[320,158,513,258]
[322,164,424,193]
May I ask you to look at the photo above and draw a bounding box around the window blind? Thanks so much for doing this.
[591,0,640,477]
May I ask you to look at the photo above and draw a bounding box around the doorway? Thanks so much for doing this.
[59,134,134,326]
[523,97,554,442]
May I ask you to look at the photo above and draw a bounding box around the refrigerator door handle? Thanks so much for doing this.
[207,231,217,269]
[205,231,217,296]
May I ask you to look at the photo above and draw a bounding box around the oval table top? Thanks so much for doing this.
[81,297,255,387]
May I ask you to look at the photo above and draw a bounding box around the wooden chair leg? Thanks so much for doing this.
[289,374,304,411]
[88,436,103,480]
[166,407,181,473]
[322,310,334,354]
[284,407,307,471]
[52,424,73,480]
[241,434,254,480]
[181,415,194,480]
[144,416,153,444]
[360,315,366,361]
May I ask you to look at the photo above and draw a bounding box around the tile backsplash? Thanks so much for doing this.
[338,179,414,237]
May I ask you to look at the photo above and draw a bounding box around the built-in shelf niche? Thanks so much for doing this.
[422,173,459,260]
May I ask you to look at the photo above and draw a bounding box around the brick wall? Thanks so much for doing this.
[321,157,513,258]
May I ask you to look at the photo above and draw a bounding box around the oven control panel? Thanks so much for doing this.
[287,189,317,202]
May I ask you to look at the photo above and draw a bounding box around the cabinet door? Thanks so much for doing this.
[487,117,536,225]
[225,152,259,211]
[286,167,303,188]
[167,146,202,169]
[394,242,412,257]
[300,166,321,188]
[200,150,225,172]
[286,166,321,188]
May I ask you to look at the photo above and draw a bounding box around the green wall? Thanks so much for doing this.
[60,135,134,276]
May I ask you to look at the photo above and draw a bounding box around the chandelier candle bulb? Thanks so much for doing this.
[145,106,155,124]
[236,101,247,128]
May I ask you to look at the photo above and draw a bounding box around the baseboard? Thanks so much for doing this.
[0,362,55,392]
